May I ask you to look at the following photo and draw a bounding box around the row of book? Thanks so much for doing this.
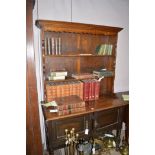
[81,79,100,101]
[46,79,100,102]
[96,44,113,55]
[44,37,61,55]
[46,81,83,102]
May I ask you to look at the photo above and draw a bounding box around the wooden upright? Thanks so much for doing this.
[26,0,43,155]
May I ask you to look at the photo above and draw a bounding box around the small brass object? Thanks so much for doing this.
[120,145,129,155]
[119,137,129,155]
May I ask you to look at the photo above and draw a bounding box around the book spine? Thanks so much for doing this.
[44,37,48,55]
[58,107,86,116]
[110,45,113,55]
[80,82,83,100]
[83,80,88,101]
[50,72,67,76]
[58,101,85,111]
[58,37,61,55]
[91,80,95,100]
[85,80,89,101]
[88,80,92,101]
[52,37,54,55]
[47,37,51,55]
[95,81,100,100]
[72,82,76,96]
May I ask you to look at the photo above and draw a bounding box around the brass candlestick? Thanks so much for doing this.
[65,128,79,155]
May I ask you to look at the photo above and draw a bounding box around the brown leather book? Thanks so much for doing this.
[46,81,84,102]
[54,95,85,111]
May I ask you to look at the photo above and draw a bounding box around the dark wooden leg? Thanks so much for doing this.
[125,105,129,144]
[125,123,129,144]
[116,129,121,151]
[49,149,54,155]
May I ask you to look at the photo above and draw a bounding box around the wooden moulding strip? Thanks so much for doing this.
[36,20,123,35]
[77,57,80,74]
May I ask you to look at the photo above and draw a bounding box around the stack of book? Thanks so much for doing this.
[72,73,94,80]
[93,69,114,78]
[81,79,100,101]
[46,81,83,102]
[53,95,86,116]
[96,44,113,55]
[48,70,67,81]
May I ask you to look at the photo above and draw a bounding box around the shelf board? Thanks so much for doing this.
[44,54,114,57]
[43,94,128,121]
[45,76,114,84]
[45,77,77,83]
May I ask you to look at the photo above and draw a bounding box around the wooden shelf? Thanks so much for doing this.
[44,54,114,57]
[36,20,123,35]
[45,77,77,83]
[43,94,128,121]
[45,76,114,84]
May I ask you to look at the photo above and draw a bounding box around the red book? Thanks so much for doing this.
[91,80,95,100]
[82,80,89,101]
[95,80,100,100]
[88,80,92,100]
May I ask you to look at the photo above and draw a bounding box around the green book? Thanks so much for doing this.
[122,95,129,101]
[109,45,113,55]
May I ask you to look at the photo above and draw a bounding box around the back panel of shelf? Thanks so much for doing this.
[44,31,118,56]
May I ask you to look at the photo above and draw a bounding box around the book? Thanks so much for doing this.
[50,71,67,76]
[122,94,129,101]
[88,79,92,100]
[46,81,84,102]
[48,75,66,80]
[57,107,86,116]
[81,79,100,101]
[54,95,85,111]
[96,44,113,55]
[93,70,114,78]
[42,101,58,107]
[82,79,89,101]
[72,73,94,79]
[94,80,100,99]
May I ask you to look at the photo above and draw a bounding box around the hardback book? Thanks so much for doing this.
[48,75,66,80]
[72,73,94,80]
[58,107,86,116]
[94,80,100,100]
[81,79,100,101]
[81,79,89,101]
[50,71,67,76]
[54,95,85,111]
[93,70,114,78]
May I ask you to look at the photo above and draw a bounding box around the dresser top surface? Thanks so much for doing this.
[43,92,129,121]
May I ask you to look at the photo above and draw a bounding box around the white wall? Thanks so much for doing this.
[33,0,129,146]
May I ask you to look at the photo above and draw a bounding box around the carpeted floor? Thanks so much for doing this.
[43,130,126,155]
[44,148,122,155]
